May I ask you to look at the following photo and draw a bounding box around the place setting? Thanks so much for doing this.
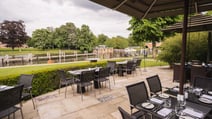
[198,94,212,104]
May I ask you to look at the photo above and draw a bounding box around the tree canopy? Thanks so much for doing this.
[128,16,179,46]
[105,36,128,49]
[0,20,28,50]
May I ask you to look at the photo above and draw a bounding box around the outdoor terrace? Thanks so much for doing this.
[13,66,177,119]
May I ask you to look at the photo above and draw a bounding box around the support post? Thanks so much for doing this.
[179,0,189,94]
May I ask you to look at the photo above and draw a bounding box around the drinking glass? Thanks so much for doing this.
[175,104,184,117]
[163,98,171,108]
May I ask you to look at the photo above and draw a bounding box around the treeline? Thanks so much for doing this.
[27,22,139,52]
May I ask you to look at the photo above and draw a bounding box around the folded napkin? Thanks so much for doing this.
[157,108,172,117]
[201,94,212,100]
[182,108,204,118]
[193,88,203,92]
[150,98,163,104]
[0,85,7,89]
[173,87,179,92]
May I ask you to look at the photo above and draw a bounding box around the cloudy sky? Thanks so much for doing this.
[0,0,131,38]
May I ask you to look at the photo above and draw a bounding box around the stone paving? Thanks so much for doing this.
[14,66,178,119]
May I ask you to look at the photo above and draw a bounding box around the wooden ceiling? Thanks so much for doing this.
[163,14,212,32]
[90,0,212,19]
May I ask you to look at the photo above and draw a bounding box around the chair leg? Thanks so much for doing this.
[71,84,75,96]
[98,80,101,94]
[108,80,111,91]
[20,108,24,119]
[65,85,67,98]
[30,91,36,109]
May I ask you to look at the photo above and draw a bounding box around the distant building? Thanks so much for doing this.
[93,45,113,59]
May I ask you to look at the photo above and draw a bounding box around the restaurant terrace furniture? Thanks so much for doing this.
[94,67,111,94]
[193,76,212,91]
[190,65,207,84]
[133,58,142,74]
[77,70,96,101]
[106,61,117,85]
[57,70,75,98]
[118,106,143,119]
[126,81,148,118]
[173,63,191,83]
[122,60,136,77]
[116,61,127,76]
[18,74,36,109]
[191,60,201,65]
[146,75,162,96]
[0,85,24,119]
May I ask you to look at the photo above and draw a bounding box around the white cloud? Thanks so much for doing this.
[0,0,131,38]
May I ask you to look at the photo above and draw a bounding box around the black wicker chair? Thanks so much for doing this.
[94,67,111,94]
[57,70,75,98]
[18,74,36,109]
[146,75,162,95]
[0,85,24,119]
[123,60,136,76]
[190,65,207,85]
[106,61,117,85]
[126,81,147,118]
[133,58,142,74]
[193,76,212,90]
[77,70,96,101]
[118,106,143,119]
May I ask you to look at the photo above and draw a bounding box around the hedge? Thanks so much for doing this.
[0,60,119,96]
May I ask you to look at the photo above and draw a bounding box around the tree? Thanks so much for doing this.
[105,36,128,49]
[53,22,78,49]
[77,24,97,52]
[128,16,179,57]
[97,34,109,45]
[30,29,52,50]
[0,20,28,50]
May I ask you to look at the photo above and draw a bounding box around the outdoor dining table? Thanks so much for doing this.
[164,86,212,109]
[0,85,14,92]
[135,94,211,119]
[68,67,100,93]
[116,61,127,76]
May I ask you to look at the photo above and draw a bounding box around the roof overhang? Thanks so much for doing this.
[90,0,212,19]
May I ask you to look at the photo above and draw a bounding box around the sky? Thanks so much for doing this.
[0,0,131,38]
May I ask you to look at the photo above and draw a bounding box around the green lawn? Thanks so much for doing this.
[0,59,168,80]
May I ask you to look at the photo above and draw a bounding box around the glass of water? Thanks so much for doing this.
[175,104,184,117]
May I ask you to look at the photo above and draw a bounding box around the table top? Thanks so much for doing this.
[0,85,14,91]
[116,61,127,65]
[136,93,211,119]
[68,67,100,75]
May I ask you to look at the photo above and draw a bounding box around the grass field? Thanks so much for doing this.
[0,59,168,80]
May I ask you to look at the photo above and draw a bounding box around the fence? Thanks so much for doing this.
[0,53,97,67]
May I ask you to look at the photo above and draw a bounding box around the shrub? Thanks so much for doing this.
[158,32,208,66]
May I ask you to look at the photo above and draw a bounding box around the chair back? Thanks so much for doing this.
[190,65,207,84]
[57,70,67,81]
[0,85,24,112]
[106,61,116,73]
[18,74,34,89]
[134,58,142,67]
[193,76,212,90]
[80,70,95,83]
[126,81,148,107]
[173,63,191,82]
[146,75,162,94]
[127,60,135,70]
[98,67,110,78]
[118,106,135,119]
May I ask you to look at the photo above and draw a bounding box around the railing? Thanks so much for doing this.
[0,53,97,67]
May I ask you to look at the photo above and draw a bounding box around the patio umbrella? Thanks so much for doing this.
[90,0,212,94]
